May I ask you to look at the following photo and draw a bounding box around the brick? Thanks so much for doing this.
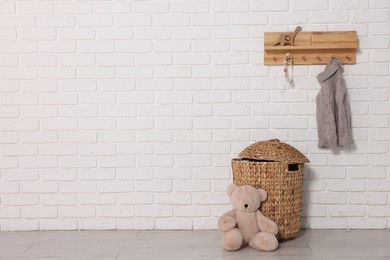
[40,169,77,181]
[78,67,115,79]
[97,206,134,218]
[59,206,95,218]
[0,181,19,193]
[78,41,114,53]
[137,155,174,167]
[100,132,135,143]
[153,15,190,27]
[76,15,113,27]
[156,193,192,205]
[40,144,77,156]
[38,68,76,79]
[39,41,76,53]
[21,132,58,144]
[116,42,153,54]
[133,1,169,13]
[2,194,39,206]
[78,194,116,205]
[191,14,229,26]
[0,2,15,14]
[117,169,153,180]
[40,93,77,105]
[0,15,36,27]
[174,54,211,65]
[193,193,229,205]
[214,104,250,116]
[118,119,154,130]
[172,1,209,13]
[41,119,78,130]
[232,65,269,77]
[155,40,191,53]
[232,90,269,102]
[59,156,96,168]
[116,67,153,79]
[192,40,229,52]
[96,28,133,40]
[1,119,38,131]
[22,207,57,219]
[351,10,389,23]
[270,13,308,25]
[213,53,248,65]
[291,0,328,10]
[98,181,134,193]
[174,206,210,217]
[349,193,387,205]
[136,205,172,217]
[135,28,170,40]
[332,0,369,9]
[175,130,212,142]
[78,168,115,181]
[174,155,212,167]
[61,106,97,118]
[94,2,131,14]
[1,220,39,231]
[347,166,387,179]
[19,28,56,40]
[39,219,77,231]
[347,218,387,229]
[1,144,37,156]
[118,193,154,205]
[328,205,365,217]
[20,157,58,169]
[58,28,94,40]
[367,180,390,191]
[155,218,192,230]
[115,15,152,27]
[20,181,58,193]
[193,66,229,78]
[232,117,269,129]
[60,132,97,143]
[98,80,135,92]
[36,16,74,27]
[0,208,20,219]
[155,143,192,155]
[309,192,346,204]
[137,54,172,66]
[230,13,268,25]
[327,180,365,192]
[78,218,116,230]
[370,0,390,8]
[212,0,249,12]
[117,218,154,230]
[55,2,92,14]
[0,55,18,67]
[0,68,37,79]
[174,28,210,40]
[0,29,17,40]
[98,155,135,168]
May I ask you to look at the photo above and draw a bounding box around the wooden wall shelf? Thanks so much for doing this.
[264,31,358,65]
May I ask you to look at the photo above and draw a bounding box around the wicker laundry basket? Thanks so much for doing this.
[232,139,309,241]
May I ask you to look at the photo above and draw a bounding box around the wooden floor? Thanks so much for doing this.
[0,229,389,259]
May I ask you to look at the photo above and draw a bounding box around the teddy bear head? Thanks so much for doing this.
[227,184,267,212]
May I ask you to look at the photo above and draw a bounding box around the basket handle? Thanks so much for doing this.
[269,139,280,142]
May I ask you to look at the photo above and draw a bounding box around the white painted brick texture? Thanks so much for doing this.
[0,0,389,231]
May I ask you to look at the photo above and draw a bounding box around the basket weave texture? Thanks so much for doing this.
[232,139,309,241]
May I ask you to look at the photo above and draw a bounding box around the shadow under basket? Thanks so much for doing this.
[231,139,309,241]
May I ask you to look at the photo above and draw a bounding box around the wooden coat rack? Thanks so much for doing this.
[264,29,358,65]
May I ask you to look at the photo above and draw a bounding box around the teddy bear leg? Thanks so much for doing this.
[249,232,278,252]
[221,228,244,251]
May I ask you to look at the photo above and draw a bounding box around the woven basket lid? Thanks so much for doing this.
[239,139,310,163]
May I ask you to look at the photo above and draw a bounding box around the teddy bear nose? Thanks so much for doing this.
[244,204,248,208]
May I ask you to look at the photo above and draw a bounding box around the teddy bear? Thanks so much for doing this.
[217,184,279,251]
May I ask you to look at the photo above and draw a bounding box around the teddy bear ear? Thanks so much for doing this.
[258,188,268,202]
[227,184,238,197]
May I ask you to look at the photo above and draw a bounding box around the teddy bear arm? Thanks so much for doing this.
[218,209,237,232]
[256,211,278,235]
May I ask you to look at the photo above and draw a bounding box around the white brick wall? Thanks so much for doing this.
[0,0,389,231]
